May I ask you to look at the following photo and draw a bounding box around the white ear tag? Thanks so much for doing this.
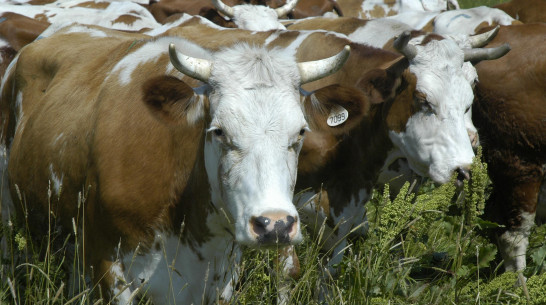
[327,105,349,127]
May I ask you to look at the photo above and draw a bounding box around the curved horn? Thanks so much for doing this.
[298,45,350,84]
[275,0,299,17]
[463,43,511,62]
[468,26,500,48]
[169,43,212,83]
[212,0,235,18]
[393,31,418,60]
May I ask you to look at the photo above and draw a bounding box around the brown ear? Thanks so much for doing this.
[303,84,370,135]
[357,56,408,104]
[142,75,205,125]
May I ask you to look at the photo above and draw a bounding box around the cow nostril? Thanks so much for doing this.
[285,216,295,233]
[456,167,471,183]
[252,216,270,236]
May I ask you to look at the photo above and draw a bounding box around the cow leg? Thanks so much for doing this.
[486,172,542,272]
[275,245,300,305]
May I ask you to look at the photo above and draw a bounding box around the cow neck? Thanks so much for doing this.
[296,102,394,218]
[169,122,217,248]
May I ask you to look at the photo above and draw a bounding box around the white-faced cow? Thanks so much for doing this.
[284,17,509,277]
[0,22,373,304]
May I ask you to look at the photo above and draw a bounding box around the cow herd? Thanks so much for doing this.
[0,0,544,304]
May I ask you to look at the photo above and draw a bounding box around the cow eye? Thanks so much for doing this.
[213,128,224,137]
[299,129,306,136]
[416,97,434,114]
[465,106,471,114]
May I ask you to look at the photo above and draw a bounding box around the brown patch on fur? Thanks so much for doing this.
[298,131,340,174]
[421,18,435,33]
[385,70,417,133]
[420,33,444,45]
[74,1,110,9]
[370,4,387,18]
[0,12,50,51]
[112,15,140,26]
[142,76,197,125]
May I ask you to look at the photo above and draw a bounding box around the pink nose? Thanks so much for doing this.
[250,211,298,245]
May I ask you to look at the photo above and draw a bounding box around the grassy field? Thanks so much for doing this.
[2,0,544,304]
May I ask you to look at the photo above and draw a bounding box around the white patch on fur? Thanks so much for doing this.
[433,6,516,35]
[120,226,240,304]
[232,5,286,31]
[49,164,63,197]
[110,261,133,303]
[348,19,413,48]
[498,211,535,272]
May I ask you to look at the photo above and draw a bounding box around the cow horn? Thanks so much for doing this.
[275,0,299,17]
[463,43,511,62]
[298,45,350,84]
[393,31,418,60]
[468,26,500,48]
[169,43,212,83]
[212,0,235,18]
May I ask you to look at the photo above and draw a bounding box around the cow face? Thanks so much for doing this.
[159,42,365,247]
[388,37,476,184]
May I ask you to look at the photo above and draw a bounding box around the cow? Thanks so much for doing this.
[495,0,546,23]
[471,23,546,273]
[0,1,161,32]
[335,0,459,19]
[0,22,374,304]
[284,14,508,279]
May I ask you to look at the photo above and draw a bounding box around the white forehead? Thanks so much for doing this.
[409,38,475,110]
[232,5,286,31]
[208,44,305,136]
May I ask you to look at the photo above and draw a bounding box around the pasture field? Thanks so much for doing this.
[2,0,545,304]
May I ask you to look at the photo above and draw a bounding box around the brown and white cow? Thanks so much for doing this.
[284,16,509,276]
[471,23,546,273]
[335,0,459,19]
[0,22,375,304]
[0,1,161,31]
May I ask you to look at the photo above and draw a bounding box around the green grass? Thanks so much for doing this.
[458,0,509,9]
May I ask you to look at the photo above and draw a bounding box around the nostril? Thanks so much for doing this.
[456,167,471,182]
[285,216,295,233]
[252,216,270,236]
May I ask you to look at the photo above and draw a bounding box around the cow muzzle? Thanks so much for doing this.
[250,211,299,245]
[455,167,471,188]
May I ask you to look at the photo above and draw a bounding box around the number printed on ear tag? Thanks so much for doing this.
[327,105,349,127]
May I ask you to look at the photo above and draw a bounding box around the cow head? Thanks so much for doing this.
[212,0,298,31]
[145,41,367,247]
[381,30,509,185]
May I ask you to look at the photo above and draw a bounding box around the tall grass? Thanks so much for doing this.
[1,151,545,304]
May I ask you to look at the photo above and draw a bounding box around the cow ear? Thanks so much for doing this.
[143,76,206,126]
[357,56,408,104]
[303,84,370,135]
